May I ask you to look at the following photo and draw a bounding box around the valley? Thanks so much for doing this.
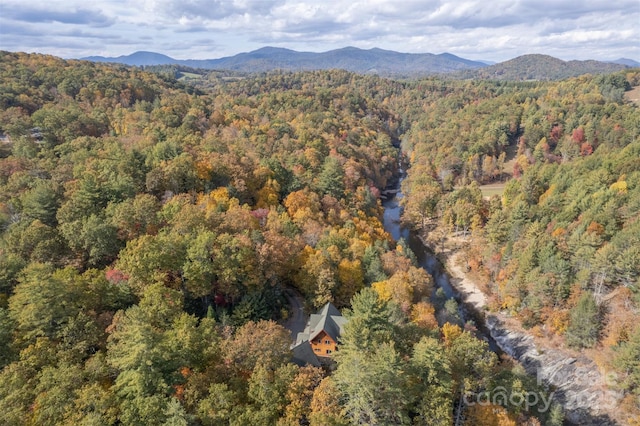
[0,50,638,425]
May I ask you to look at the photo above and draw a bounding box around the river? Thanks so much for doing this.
[380,163,619,424]
[381,164,500,352]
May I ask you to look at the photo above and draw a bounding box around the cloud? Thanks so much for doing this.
[2,5,114,27]
[142,0,283,22]
[0,0,638,61]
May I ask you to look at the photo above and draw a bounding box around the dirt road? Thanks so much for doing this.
[283,288,307,344]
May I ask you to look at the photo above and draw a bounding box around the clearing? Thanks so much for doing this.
[479,182,507,198]
[625,85,640,105]
[477,140,517,198]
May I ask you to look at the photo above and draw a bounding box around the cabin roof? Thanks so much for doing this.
[291,301,347,365]
[291,340,321,367]
[294,302,346,346]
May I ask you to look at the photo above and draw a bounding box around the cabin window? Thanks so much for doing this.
[325,340,330,344]
[326,349,332,354]
[314,348,320,352]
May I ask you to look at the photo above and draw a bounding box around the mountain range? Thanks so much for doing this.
[452,54,635,81]
[82,47,638,79]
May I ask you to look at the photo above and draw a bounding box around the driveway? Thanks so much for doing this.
[283,288,307,344]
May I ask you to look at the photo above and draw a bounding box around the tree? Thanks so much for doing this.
[107,284,191,425]
[335,341,412,425]
[107,193,161,240]
[340,288,396,351]
[443,324,498,423]
[211,232,261,299]
[32,362,84,425]
[20,179,61,226]
[8,263,82,345]
[614,325,640,397]
[401,181,441,229]
[182,230,217,298]
[223,320,291,374]
[0,360,38,424]
[410,337,453,425]
[246,363,298,424]
[280,365,325,426]
[64,382,119,425]
[4,219,68,264]
[334,258,365,307]
[317,156,345,199]
[78,214,121,267]
[0,308,16,367]
[116,231,187,294]
[565,292,601,348]
[333,288,411,424]
[197,383,240,426]
[309,377,348,426]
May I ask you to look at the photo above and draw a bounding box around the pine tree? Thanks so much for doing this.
[565,292,601,348]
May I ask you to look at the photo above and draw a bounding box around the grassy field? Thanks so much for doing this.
[479,182,507,198]
[178,72,203,81]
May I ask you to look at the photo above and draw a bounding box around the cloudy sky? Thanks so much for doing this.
[1,0,638,62]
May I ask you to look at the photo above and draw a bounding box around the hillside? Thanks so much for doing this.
[0,51,550,426]
[453,54,630,80]
[83,51,177,66]
[1,51,638,425]
[399,69,640,423]
[612,58,640,67]
[84,49,635,80]
[83,46,487,76]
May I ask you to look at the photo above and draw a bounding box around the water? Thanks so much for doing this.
[381,167,500,352]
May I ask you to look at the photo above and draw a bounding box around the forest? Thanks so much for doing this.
[0,50,637,425]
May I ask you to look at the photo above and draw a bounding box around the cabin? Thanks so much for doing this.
[291,302,347,367]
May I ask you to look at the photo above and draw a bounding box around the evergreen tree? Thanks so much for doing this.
[565,292,601,348]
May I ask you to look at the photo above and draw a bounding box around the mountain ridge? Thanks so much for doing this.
[81,48,634,79]
[81,46,487,76]
[451,53,631,81]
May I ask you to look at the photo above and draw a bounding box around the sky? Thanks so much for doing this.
[1,0,639,63]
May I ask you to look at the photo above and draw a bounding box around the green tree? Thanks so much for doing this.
[0,307,16,367]
[197,383,239,426]
[20,179,61,226]
[246,363,298,424]
[317,156,345,199]
[334,342,411,425]
[107,193,161,240]
[410,337,453,425]
[107,284,189,425]
[340,288,396,351]
[116,231,187,293]
[565,292,601,348]
[32,362,84,425]
[0,360,38,425]
[8,263,82,345]
[614,325,640,396]
[182,230,217,298]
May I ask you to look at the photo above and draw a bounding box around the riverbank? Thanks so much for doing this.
[419,230,626,425]
[428,237,488,312]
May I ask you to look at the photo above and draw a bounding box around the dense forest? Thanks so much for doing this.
[0,50,637,424]
[399,68,640,421]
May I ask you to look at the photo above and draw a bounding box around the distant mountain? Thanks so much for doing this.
[82,47,487,77]
[453,54,629,81]
[82,49,634,80]
[610,58,640,67]
[83,51,176,66]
